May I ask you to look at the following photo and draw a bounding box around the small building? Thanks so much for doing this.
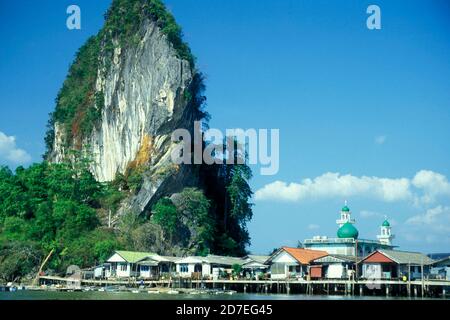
[104,251,178,279]
[311,254,357,279]
[266,247,328,280]
[430,256,450,280]
[137,255,178,279]
[105,251,154,278]
[360,249,434,280]
[242,255,270,279]
[175,255,244,279]
[66,265,82,290]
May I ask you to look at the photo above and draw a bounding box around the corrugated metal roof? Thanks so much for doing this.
[115,251,155,263]
[313,254,357,263]
[245,255,270,264]
[242,262,269,269]
[203,255,245,265]
[159,256,180,263]
[432,256,450,266]
[377,250,435,265]
[175,255,245,266]
[137,260,159,266]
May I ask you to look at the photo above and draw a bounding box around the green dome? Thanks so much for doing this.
[341,205,350,212]
[382,220,390,227]
[337,222,359,239]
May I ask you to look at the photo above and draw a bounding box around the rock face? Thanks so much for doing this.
[90,20,192,183]
[45,0,252,257]
[49,14,201,216]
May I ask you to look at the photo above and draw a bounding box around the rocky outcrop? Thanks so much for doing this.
[45,1,252,257]
[89,19,192,183]
[48,8,201,216]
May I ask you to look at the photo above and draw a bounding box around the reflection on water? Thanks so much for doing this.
[0,291,437,300]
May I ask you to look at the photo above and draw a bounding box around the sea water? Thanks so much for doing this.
[0,290,440,300]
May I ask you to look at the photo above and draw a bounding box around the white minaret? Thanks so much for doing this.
[377,217,395,245]
[336,200,355,228]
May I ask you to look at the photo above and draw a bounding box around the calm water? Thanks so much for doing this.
[0,291,439,300]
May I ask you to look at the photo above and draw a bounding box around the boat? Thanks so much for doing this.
[148,290,160,294]
[215,289,237,295]
[167,290,179,295]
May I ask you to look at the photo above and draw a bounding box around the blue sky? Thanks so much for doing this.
[0,1,449,254]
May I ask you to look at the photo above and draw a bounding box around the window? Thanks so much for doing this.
[180,264,189,273]
[120,264,127,271]
[141,266,149,272]
[271,263,286,275]
[161,264,169,273]
[288,265,301,273]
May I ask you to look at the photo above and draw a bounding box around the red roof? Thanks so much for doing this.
[361,251,395,264]
[281,247,328,264]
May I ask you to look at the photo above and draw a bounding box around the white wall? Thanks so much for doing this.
[326,264,345,279]
[107,253,126,263]
[304,244,355,256]
[202,263,211,276]
[139,266,151,278]
[116,263,131,278]
[270,251,298,280]
[271,251,297,264]
[94,267,103,278]
[176,263,201,277]
[362,264,382,279]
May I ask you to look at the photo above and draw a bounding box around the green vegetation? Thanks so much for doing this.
[109,168,144,195]
[152,188,214,255]
[152,198,178,235]
[151,157,254,257]
[227,164,253,226]
[207,141,254,255]
[0,161,122,281]
[103,0,195,67]
[232,264,242,277]
[0,155,253,280]
[124,166,145,194]
[46,36,101,153]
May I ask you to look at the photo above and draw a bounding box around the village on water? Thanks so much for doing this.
[4,203,450,298]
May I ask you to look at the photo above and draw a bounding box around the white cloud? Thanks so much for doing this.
[360,210,382,218]
[307,224,320,230]
[375,135,387,145]
[0,131,32,165]
[255,172,411,203]
[404,206,450,243]
[406,206,450,231]
[255,170,450,206]
[412,170,450,205]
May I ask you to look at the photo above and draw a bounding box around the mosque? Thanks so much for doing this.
[303,202,395,257]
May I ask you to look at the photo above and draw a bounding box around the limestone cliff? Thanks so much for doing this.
[46,0,205,216]
[45,0,252,256]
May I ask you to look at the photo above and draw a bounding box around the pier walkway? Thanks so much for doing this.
[38,276,450,297]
